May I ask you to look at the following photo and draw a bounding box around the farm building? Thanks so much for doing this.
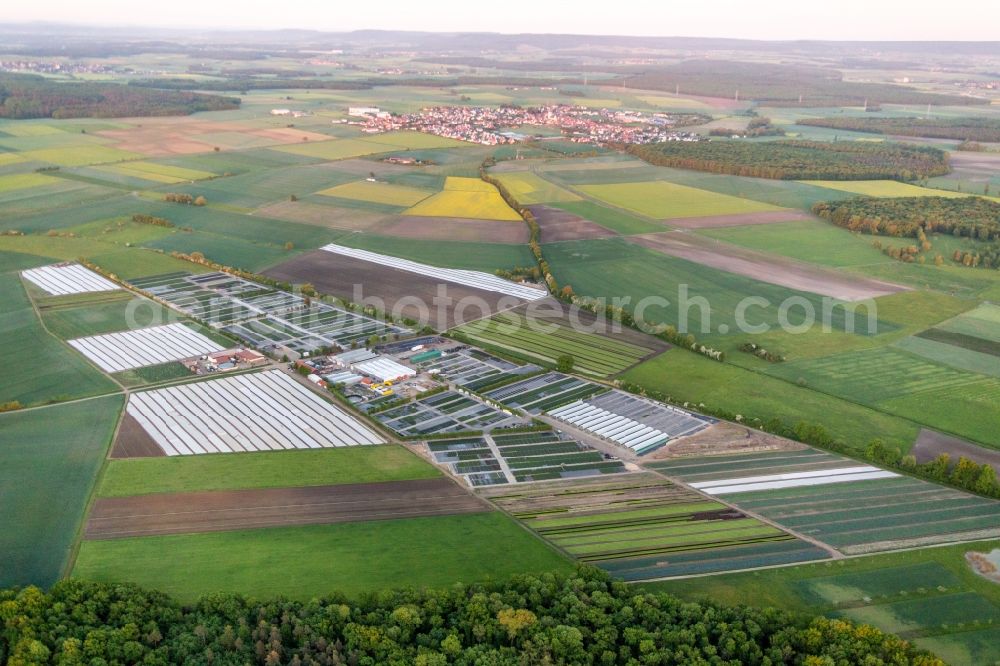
[353,357,417,383]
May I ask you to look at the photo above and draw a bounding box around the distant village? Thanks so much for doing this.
[354,104,707,146]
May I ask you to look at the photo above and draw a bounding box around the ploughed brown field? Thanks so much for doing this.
[110,414,166,458]
[528,205,617,241]
[374,216,530,243]
[628,230,908,301]
[84,478,488,539]
[264,250,529,329]
[665,210,813,229]
[912,428,1000,474]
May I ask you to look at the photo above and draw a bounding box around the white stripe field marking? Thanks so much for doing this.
[689,465,887,489]
[320,244,547,301]
[68,323,224,372]
[701,470,900,495]
[21,263,120,295]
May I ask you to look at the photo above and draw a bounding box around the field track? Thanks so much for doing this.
[628,231,908,301]
[84,478,487,539]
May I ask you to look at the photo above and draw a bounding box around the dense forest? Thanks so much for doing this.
[798,116,1000,142]
[0,569,942,665]
[629,139,951,180]
[0,74,239,119]
[812,196,1000,240]
[622,60,986,107]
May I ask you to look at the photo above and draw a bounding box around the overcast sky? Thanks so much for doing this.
[3,0,998,41]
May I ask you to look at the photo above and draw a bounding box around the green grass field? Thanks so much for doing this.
[94,161,216,184]
[623,350,919,452]
[37,291,172,339]
[550,200,664,235]
[642,540,1000,666]
[579,181,785,219]
[318,179,434,207]
[268,133,462,162]
[73,512,571,602]
[98,445,440,497]
[767,346,1000,448]
[0,271,120,406]
[453,312,653,376]
[0,395,123,587]
[334,233,533,271]
[697,219,892,268]
[0,172,59,192]
[20,145,143,167]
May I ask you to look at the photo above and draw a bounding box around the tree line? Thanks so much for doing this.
[0,74,239,119]
[629,139,951,181]
[798,116,1000,142]
[812,196,1000,240]
[0,568,943,665]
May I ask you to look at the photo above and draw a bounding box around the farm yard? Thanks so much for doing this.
[410,346,541,390]
[129,271,407,353]
[122,370,385,456]
[371,389,529,437]
[651,449,1000,554]
[481,473,829,580]
[427,429,627,486]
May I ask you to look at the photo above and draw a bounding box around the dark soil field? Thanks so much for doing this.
[912,428,1000,474]
[110,414,166,458]
[666,210,814,229]
[264,250,529,329]
[376,216,530,243]
[528,205,617,241]
[629,231,908,301]
[84,477,487,539]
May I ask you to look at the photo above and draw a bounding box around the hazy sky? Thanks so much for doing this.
[3,0,999,41]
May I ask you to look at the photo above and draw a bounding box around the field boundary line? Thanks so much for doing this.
[62,393,127,580]
[642,464,843,560]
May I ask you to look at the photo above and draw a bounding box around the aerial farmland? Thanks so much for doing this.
[2,22,1000,665]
